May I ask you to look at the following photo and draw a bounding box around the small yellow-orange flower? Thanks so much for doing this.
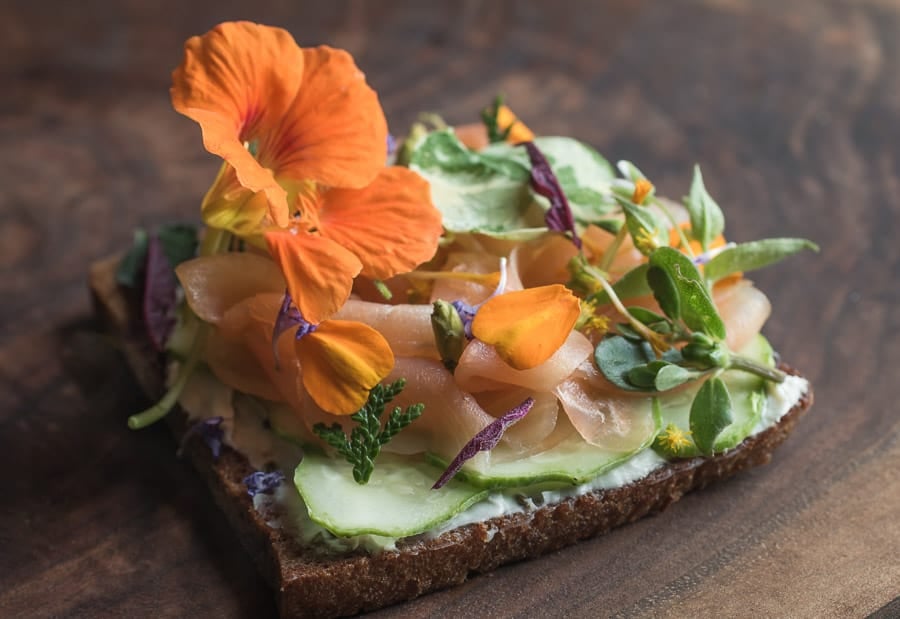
[455,104,535,151]
[471,284,581,370]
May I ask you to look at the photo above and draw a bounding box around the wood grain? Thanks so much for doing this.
[1,0,898,617]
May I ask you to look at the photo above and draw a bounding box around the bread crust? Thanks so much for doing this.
[89,256,813,618]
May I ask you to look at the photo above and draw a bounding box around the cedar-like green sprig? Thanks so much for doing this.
[313,379,424,484]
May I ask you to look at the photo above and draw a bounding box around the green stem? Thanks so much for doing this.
[129,226,232,430]
[728,355,786,383]
[594,271,669,355]
[597,225,628,272]
[199,227,232,257]
[653,197,696,260]
[128,323,208,429]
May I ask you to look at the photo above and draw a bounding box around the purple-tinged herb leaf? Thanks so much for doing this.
[386,133,398,157]
[432,397,535,489]
[177,416,224,460]
[243,470,285,498]
[143,234,179,351]
[519,141,581,249]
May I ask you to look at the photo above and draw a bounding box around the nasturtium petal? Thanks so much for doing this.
[201,164,275,235]
[266,46,387,189]
[296,320,395,415]
[171,21,304,228]
[265,229,362,325]
[208,293,305,409]
[317,167,442,280]
[471,284,581,370]
[176,252,285,324]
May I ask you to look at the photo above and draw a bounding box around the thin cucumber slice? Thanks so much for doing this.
[294,453,486,538]
[428,396,659,488]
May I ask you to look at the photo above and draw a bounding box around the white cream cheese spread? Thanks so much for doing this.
[175,372,808,555]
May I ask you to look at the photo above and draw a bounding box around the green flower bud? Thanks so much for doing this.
[566,255,603,297]
[682,335,729,369]
[431,300,466,372]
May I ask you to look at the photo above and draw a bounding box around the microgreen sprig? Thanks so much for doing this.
[312,379,424,484]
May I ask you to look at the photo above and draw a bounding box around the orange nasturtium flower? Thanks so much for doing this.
[171,21,387,234]
[171,21,443,325]
[471,284,581,370]
[176,253,393,416]
[265,166,442,324]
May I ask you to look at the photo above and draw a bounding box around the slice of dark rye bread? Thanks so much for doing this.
[89,255,813,619]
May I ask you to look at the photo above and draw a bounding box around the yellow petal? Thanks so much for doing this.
[200,162,274,236]
[471,285,581,370]
[496,105,535,143]
[295,320,395,415]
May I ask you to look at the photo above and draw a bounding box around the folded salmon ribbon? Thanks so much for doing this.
[171,21,441,414]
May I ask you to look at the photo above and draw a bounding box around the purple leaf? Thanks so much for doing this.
[432,398,535,489]
[243,470,285,497]
[519,141,581,249]
[142,234,178,351]
[178,416,224,460]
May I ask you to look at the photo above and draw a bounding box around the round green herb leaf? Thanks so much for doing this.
[595,335,657,391]
[689,377,734,455]
[654,364,708,392]
[649,247,726,340]
[646,265,681,321]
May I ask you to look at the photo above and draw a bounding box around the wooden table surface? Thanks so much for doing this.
[2,1,898,617]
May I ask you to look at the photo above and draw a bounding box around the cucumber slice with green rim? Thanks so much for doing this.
[428,396,660,488]
[655,334,773,455]
[294,453,486,538]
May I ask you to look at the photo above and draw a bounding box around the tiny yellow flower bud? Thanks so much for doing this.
[576,300,610,336]
[656,423,695,455]
[631,178,654,205]
[634,226,661,254]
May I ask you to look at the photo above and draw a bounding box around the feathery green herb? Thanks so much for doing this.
[313,379,424,484]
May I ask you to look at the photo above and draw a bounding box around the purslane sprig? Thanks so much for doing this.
[313,379,424,484]
[585,164,817,455]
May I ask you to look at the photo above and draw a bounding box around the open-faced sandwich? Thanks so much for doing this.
[90,21,817,618]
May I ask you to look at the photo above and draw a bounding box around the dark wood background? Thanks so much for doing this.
[2,0,898,617]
